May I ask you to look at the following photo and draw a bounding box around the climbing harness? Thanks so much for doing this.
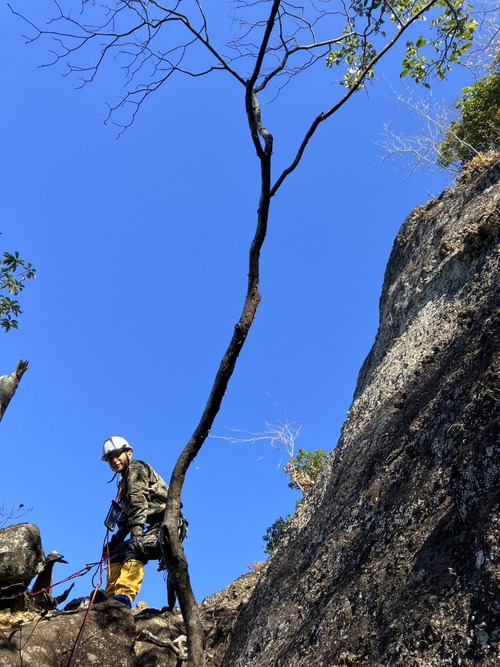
[157,511,189,571]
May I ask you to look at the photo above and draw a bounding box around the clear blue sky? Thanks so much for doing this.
[1,1,473,608]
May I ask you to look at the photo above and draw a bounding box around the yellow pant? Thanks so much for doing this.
[105,560,145,602]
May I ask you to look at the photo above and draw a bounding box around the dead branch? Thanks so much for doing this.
[0,360,29,422]
[378,90,481,175]
[136,628,188,659]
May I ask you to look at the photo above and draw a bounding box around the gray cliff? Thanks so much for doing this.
[222,161,500,667]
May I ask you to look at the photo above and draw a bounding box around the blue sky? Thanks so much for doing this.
[1,1,474,608]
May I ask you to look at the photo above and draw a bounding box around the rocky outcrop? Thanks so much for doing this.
[222,162,500,666]
[0,360,29,422]
[0,524,45,588]
[0,601,137,667]
[0,525,70,611]
[133,570,261,666]
[0,568,261,666]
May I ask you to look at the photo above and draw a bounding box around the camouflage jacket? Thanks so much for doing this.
[116,459,169,538]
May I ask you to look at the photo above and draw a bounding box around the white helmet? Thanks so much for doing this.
[102,436,133,461]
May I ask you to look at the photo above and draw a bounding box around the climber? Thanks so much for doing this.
[101,436,170,609]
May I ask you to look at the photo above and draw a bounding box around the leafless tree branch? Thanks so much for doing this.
[0,503,32,528]
[271,0,443,195]
[212,419,302,457]
[378,90,481,175]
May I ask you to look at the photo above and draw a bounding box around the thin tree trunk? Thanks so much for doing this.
[161,6,280,664]
[161,94,273,667]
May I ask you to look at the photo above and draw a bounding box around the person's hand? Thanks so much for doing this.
[128,535,144,551]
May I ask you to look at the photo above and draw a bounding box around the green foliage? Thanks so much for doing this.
[285,448,330,492]
[438,54,500,168]
[0,246,36,332]
[263,448,329,556]
[326,0,476,90]
[262,515,293,556]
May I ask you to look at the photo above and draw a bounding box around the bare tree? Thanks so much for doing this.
[0,502,32,528]
[217,419,326,495]
[465,1,500,71]
[378,90,474,175]
[212,419,302,458]
[11,1,478,664]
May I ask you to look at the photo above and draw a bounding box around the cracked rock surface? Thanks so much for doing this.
[223,162,500,667]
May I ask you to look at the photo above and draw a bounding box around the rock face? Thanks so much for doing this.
[0,601,137,667]
[0,524,44,587]
[222,162,500,666]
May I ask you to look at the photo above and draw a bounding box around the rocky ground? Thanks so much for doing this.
[0,567,262,666]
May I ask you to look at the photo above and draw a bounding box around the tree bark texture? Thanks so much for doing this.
[161,72,274,666]
[0,360,29,422]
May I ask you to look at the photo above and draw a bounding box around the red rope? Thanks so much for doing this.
[30,562,102,599]
[66,535,111,667]
[66,488,121,667]
[34,486,121,600]
[66,564,106,667]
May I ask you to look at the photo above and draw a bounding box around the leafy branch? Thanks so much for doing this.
[0,248,36,332]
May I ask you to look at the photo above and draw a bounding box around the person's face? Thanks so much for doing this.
[106,449,132,473]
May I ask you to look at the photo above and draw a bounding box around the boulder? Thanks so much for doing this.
[0,524,44,587]
[0,601,136,667]
[0,569,262,666]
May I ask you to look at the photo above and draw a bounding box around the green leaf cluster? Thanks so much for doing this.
[262,515,293,556]
[326,0,476,90]
[262,448,329,556]
[438,54,500,168]
[327,29,376,89]
[0,247,36,332]
[285,448,330,492]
